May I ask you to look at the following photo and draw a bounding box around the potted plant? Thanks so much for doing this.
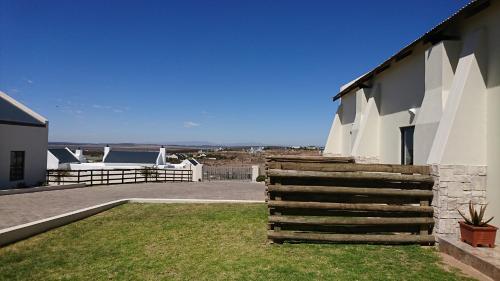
[458,201,497,248]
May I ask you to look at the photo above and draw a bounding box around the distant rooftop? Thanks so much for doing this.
[0,91,47,127]
[104,150,159,164]
[49,148,80,164]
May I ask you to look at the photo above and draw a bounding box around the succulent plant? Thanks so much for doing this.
[458,201,494,227]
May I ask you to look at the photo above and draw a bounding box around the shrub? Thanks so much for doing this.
[140,167,159,180]
[256,175,266,182]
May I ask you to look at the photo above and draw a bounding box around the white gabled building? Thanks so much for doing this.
[324,0,500,239]
[0,91,48,189]
[47,147,82,169]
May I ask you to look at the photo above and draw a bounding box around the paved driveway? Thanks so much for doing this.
[0,181,266,229]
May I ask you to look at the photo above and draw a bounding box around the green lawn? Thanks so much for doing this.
[0,204,472,281]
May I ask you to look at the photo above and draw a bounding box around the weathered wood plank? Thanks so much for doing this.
[279,193,423,204]
[266,155,355,163]
[268,185,433,198]
[269,215,434,225]
[267,162,431,175]
[268,231,435,244]
[267,201,434,213]
[267,169,434,183]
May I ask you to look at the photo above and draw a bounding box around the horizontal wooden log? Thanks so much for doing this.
[273,193,424,205]
[268,231,435,244]
[277,224,421,234]
[266,162,430,175]
[268,185,433,198]
[267,169,434,184]
[266,155,355,163]
[268,201,434,213]
[269,215,434,225]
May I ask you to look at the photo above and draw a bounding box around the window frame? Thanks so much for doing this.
[400,126,415,165]
[10,151,25,181]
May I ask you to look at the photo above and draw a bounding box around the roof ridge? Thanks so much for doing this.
[333,0,489,101]
[0,91,48,124]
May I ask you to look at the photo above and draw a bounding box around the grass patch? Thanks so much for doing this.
[0,204,472,280]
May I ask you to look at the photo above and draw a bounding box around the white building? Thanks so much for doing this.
[47,148,82,169]
[64,145,167,170]
[101,145,166,167]
[0,92,48,189]
[324,0,500,238]
[162,158,203,182]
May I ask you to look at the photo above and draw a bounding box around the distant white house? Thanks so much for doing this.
[162,158,203,181]
[167,154,179,159]
[47,147,82,169]
[249,147,264,154]
[48,144,203,181]
[62,145,167,170]
[0,91,48,189]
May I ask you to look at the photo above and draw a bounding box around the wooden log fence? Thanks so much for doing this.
[266,156,435,245]
[46,168,192,186]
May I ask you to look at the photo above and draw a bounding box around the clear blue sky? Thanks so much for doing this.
[0,0,469,146]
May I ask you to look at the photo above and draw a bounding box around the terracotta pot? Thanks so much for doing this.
[459,221,498,248]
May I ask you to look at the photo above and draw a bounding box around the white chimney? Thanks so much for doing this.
[103,145,111,160]
[159,145,166,165]
[75,147,86,162]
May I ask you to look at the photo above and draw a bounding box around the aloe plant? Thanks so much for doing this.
[458,201,494,227]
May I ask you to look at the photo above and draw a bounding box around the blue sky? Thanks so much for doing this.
[0,0,469,145]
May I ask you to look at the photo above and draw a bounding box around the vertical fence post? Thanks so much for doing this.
[122,170,125,184]
[155,169,158,182]
[77,170,81,184]
[90,170,93,186]
[107,170,110,185]
[164,169,167,182]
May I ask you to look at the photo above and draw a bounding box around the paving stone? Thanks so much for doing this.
[0,181,266,229]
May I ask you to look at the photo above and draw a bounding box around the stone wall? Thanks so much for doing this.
[353,156,380,164]
[432,165,487,237]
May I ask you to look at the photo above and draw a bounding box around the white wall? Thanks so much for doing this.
[47,151,59,169]
[376,44,426,164]
[414,41,460,165]
[0,124,48,189]
[351,87,380,158]
[477,0,500,238]
[324,92,356,156]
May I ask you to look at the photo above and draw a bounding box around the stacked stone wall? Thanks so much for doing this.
[432,165,487,237]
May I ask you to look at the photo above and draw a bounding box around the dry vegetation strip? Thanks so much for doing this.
[0,204,473,281]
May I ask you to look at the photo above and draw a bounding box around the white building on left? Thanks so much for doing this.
[0,91,48,189]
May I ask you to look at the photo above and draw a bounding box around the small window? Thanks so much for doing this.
[400,126,415,165]
[10,151,25,181]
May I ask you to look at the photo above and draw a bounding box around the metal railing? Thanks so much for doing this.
[46,168,192,186]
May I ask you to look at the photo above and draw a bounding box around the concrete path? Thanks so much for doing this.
[0,181,266,229]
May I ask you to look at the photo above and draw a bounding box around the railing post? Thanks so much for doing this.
[77,170,81,183]
[155,169,158,182]
[134,170,137,183]
[122,170,125,184]
[107,170,110,185]
[164,169,167,182]
[90,170,93,186]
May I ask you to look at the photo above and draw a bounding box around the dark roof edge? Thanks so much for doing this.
[332,0,490,101]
